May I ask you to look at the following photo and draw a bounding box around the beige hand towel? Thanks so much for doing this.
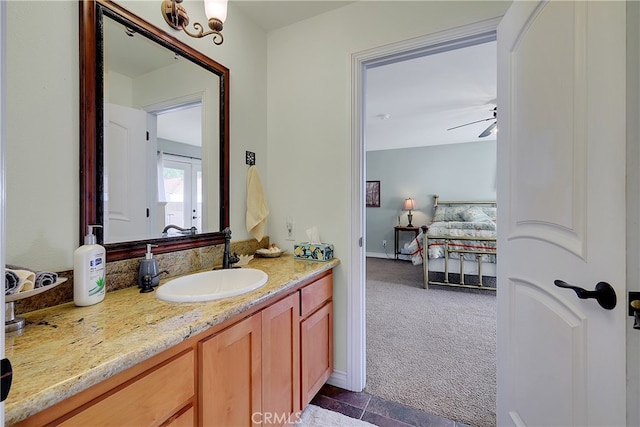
[8,269,36,293]
[246,166,269,241]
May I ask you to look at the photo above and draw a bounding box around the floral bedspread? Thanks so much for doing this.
[405,221,497,266]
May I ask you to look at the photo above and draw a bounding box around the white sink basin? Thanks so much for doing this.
[156,268,269,303]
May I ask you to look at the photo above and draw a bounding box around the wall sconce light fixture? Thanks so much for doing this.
[161,0,227,45]
[403,198,416,227]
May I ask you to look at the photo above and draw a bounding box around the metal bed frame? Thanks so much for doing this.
[422,195,497,291]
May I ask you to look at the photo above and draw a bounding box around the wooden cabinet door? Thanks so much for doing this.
[262,293,300,426]
[300,301,333,407]
[200,314,262,427]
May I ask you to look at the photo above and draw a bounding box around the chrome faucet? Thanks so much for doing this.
[221,227,240,269]
[162,224,197,235]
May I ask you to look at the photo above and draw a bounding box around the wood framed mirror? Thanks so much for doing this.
[80,0,229,261]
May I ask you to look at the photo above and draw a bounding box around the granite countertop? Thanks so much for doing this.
[5,254,340,425]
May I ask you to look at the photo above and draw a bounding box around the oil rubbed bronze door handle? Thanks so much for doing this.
[1,358,12,402]
[554,280,617,310]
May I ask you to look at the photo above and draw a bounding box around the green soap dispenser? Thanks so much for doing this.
[138,244,160,289]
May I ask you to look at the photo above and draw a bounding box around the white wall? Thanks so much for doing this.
[5,0,267,270]
[106,71,133,106]
[266,0,509,375]
[6,1,78,270]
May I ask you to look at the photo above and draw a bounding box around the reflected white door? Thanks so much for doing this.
[497,2,626,426]
[105,103,150,242]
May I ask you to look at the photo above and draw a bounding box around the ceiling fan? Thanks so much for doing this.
[447,107,497,138]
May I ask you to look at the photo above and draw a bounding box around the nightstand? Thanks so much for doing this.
[394,226,420,260]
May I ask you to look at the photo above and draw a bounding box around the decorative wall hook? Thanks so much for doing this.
[246,151,256,166]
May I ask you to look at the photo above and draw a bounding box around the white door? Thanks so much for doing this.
[0,0,6,423]
[497,2,627,426]
[104,103,150,243]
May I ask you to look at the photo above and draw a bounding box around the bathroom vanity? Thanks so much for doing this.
[6,255,338,426]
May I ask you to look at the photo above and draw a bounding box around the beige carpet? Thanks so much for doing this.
[365,257,497,427]
[296,404,375,427]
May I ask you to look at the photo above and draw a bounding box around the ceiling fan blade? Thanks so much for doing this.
[478,121,497,138]
[446,117,493,131]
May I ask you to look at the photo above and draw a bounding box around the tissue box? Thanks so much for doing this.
[294,243,334,262]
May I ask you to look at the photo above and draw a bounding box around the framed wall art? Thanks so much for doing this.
[366,180,380,207]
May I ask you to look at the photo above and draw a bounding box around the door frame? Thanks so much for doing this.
[348,17,502,392]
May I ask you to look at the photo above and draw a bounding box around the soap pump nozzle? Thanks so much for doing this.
[145,244,158,260]
[85,224,103,245]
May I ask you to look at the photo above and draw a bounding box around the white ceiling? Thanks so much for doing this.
[366,40,497,152]
[232,1,355,32]
[157,105,203,146]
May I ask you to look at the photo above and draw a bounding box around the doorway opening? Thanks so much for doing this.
[162,153,202,232]
[149,101,204,235]
[349,17,501,427]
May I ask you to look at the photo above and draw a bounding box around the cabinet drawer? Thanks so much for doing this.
[59,349,195,426]
[300,273,332,318]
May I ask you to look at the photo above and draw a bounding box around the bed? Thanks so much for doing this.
[405,195,497,290]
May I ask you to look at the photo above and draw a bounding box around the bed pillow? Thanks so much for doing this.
[462,206,494,223]
[433,205,469,222]
[480,207,497,221]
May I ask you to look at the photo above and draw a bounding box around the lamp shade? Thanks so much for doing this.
[204,0,228,23]
[402,198,415,211]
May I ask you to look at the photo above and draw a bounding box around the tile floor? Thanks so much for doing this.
[311,384,471,427]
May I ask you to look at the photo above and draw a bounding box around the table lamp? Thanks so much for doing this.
[403,198,416,227]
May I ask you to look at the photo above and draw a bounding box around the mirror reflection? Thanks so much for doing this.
[102,14,220,244]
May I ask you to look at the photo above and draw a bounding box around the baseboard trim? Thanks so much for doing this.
[327,369,352,390]
[365,252,393,259]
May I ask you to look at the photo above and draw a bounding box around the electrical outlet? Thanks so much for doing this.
[382,240,387,248]
[286,216,294,241]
